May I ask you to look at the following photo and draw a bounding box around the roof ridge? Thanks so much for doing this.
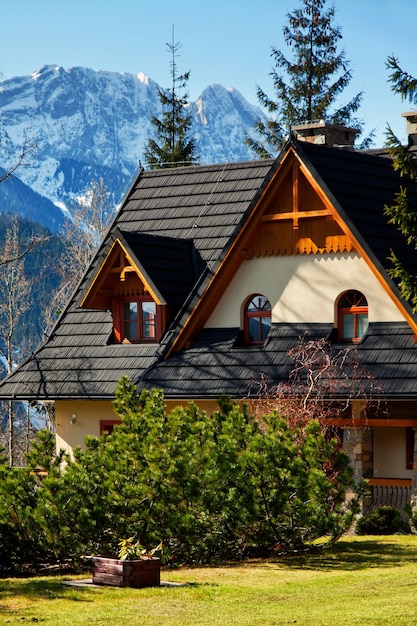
[141,158,276,176]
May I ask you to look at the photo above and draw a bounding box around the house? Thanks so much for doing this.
[1,117,417,513]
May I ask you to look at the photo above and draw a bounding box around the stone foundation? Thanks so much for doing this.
[343,427,373,482]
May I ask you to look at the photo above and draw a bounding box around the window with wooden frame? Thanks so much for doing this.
[112,296,162,343]
[100,420,122,436]
[406,427,415,470]
[337,290,368,343]
[244,294,272,345]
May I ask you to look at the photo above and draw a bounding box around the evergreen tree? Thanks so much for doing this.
[384,57,417,310]
[143,31,199,169]
[246,0,366,157]
[0,379,356,570]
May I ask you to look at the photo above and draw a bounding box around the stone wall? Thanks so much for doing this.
[343,427,373,482]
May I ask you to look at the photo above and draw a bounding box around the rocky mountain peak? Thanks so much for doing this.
[0,65,266,230]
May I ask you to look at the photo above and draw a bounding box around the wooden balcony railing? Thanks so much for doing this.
[364,478,412,514]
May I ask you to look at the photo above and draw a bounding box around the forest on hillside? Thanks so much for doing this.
[0,213,63,374]
[0,187,113,465]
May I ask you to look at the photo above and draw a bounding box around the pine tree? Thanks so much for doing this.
[384,57,417,310]
[143,31,199,169]
[246,0,366,157]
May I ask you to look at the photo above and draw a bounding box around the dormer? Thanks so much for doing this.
[80,229,203,344]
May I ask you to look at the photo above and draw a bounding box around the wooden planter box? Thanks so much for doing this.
[92,556,160,588]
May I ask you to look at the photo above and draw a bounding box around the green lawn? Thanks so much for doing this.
[1,536,417,625]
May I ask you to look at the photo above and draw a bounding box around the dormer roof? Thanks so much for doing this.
[81,228,203,310]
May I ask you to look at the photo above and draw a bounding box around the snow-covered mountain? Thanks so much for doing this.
[0,65,265,229]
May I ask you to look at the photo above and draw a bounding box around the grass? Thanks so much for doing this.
[1,536,417,625]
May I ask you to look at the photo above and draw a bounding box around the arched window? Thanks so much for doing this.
[338,290,368,343]
[244,294,272,345]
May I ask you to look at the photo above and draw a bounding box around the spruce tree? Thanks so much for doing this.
[384,57,417,310]
[143,32,199,169]
[246,0,365,157]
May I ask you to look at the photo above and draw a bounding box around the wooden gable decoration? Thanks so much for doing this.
[244,150,355,258]
[80,238,164,310]
[167,146,417,354]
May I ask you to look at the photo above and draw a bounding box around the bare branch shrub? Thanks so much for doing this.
[46,178,113,330]
[247,334,386,436]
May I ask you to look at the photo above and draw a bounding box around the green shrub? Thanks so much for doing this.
[0,379,358,571]
[356,506,409,535]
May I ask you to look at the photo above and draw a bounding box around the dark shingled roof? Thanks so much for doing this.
[138,322,417,400]
[114,160,275,265]
[138,324,333,399]
[1,139,417,401]
[296,141,417,277]
[3,309,160,399]
[112,229,205,306]
[0,159,274,400]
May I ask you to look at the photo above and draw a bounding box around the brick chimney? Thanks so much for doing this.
[402,111,417,151]
[292,119,359,149]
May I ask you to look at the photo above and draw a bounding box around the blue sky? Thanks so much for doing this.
[2,0,416,147]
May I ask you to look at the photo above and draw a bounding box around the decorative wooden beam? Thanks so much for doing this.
[80,238,164,308]
[292,161,299,229]
[261,209,332,222]
[367,478,412,487]
[109,265,135,274]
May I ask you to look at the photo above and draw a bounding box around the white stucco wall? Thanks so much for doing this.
[55,398,221,456]
[55,400,119,457]
[205,252,403,328]
[373,427,412,479]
